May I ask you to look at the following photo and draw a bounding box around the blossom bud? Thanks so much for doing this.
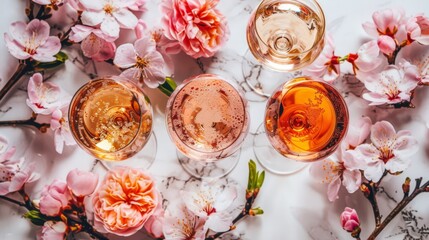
[340,207,361,238]
[66,169,98,197]
[402,177,411,197]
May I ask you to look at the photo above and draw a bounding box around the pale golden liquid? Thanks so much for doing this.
[69,79,152,160]
[167,77,249,160]
[247,0,324,71]
[265,78,348,161]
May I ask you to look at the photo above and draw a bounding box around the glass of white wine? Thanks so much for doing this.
[68,76,156,169]
[166,74,250,179]
[243,0,325,100]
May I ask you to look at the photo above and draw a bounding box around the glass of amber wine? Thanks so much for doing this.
[243,0,325,99]
[254,77,349,174]
[166,74,250,179]
[69,76,156,169]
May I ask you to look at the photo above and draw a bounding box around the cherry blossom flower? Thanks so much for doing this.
[350,40,384,77]
[163,203,207,240]
[37,221,67,240]
[26,73,61,115]
[302,35,340,82]
[340,207,360,233]
[377,35,396,55]
[114,37,166,88]
[406,14,429,45]
[80,0,138,39]
[0,137,17,168]
[181,182,237,232]
[161,0,229,58]
[51,105,76,154]
[355,121,418,182]
[39,179,72,216]
[363,8,406,38]
[4,19,61,62]
[362,59,420,105]
[70,25,116,61]
[66,169,98,197]
[32,0,64,6]
[92,166,159,236]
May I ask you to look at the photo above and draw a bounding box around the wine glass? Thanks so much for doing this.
[243,0,325,100]
[166,74,250,179]
[68,76,156,169]
[254,77,349,174]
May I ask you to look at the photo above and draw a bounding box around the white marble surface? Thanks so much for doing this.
[1,0,429,239]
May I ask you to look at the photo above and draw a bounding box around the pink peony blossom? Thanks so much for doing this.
[144,193,164,239]
[362,59,420,105]
[378,35,396,55]
[163,203,207,240]
[66,169,98,197]
[39,179,72,216]
[349,40,384,78]
[92,166,159,236]
[406,14,429,45]
[340,207,360,232]
[355,121,418,182]
[161,0,229,58]
[363,8,406,38]
[302,35,340,82]
[4,19,61,62]
[114,37,166,88]
[80,0,138,39]
[33,0,64,6]
[37,221,67,240]
[26,73,61,115]
[51,105,76,154]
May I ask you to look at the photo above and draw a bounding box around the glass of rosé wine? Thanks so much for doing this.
[243,0,326,100]
[69,76,157,169]
[166,74,250,179]
[254,76,349,174]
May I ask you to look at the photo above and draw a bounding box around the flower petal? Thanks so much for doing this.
[327,176,341,202]
[100,16,120,38]
[113,8,138,29]
[342,169,361,193]
[26,19,50,44]
[114,43,137,68]
[205,213,232,232]
[392,131,418,158]
[134,37,156,58]
[371,121,397,148]
[79,0,103,10]
[36,36,61,58]
[81,10,105,27]
[364,160,385,182]
[4,34,30,60]
[9,21,30,46]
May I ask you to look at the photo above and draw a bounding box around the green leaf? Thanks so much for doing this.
[34,51,68,70]
[248,160,257,191]
[158,76,177,97]
[23,210,47,226]
[257,170,265,189]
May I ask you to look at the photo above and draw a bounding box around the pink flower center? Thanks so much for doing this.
[378,26,398,38]
[384,85,401,101]
[202,203,216,216]
[103,4,115,15]
[378,146,394,163]
[136,56,149,69]
[0,168,15,182]
[321,160,345,183]
[24,32,40,55]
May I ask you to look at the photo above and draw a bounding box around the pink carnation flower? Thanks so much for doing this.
[80,0,138,39]
[92,166,159,236]
[161,0,229,58]
[4,19,61,62]
[355,121,418,182]
[302,35,340,82]
[51,105,76,154]
[26,73,61,115]
[362,59,420,105]
[114,37,166,88]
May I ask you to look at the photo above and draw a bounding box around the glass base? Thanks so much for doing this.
[100,132,157,171]
[177,149,241,179]
[253,124,307,175]
[242,49,296,102]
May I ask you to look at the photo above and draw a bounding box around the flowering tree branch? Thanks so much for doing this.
[0,113,50,133]
[367,178,429,240]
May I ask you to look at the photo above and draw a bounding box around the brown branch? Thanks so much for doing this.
[0,113,50,132]
[0,195,27,208]
[367,178,429,240]
[0,62,31,104]
[362,181,382,227]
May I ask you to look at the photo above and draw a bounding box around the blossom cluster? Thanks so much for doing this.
[303,8,429,107]
[311,118,418,202]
